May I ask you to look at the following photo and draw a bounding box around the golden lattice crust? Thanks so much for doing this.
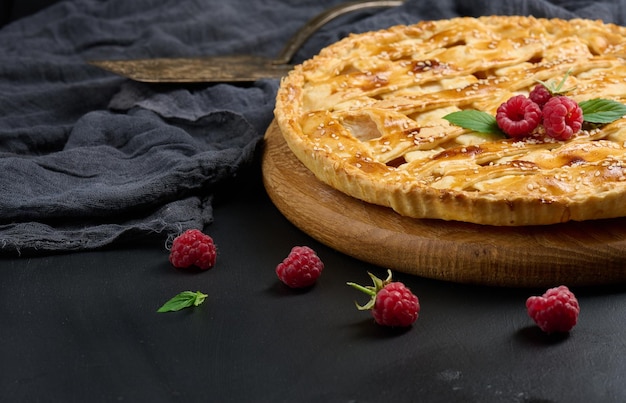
[274,16,626,225]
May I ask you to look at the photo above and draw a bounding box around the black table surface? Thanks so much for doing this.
[1,158,625,403]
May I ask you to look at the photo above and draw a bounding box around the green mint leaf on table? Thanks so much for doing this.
[443,110,505,136]
[579,98,626,124]
[157,291,208,313]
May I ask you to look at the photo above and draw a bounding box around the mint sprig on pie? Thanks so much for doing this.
[443,98,626,135]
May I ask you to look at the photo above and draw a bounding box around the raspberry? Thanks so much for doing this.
[275,246,324,288]
[348,270,420,327]
[542,96,583,140]
[496,94,542,137]
[529,83,552,108]
[526,285,580,334]
[169,229,217,270]
[372,282,420,327]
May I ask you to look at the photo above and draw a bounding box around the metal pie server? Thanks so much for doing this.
[87,0,405,83]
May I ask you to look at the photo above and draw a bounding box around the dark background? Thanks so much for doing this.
[0,0,59,26]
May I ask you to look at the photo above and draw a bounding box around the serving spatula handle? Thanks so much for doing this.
[273,0,406,65]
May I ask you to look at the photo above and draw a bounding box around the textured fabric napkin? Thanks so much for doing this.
[1,0,625,254]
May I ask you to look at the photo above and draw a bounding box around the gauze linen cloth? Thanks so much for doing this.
[1,0,625,254]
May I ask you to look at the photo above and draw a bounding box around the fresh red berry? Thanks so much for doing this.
[529,84,552,108]
[496,94,542,137]
[526,285,580,333]
[276,246,324,288]
[542,96,583,140]
[348,270,420,328]
[169,229,217,270]
[372,282,420,327]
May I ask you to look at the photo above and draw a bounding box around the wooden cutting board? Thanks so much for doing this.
[261,121,626,287]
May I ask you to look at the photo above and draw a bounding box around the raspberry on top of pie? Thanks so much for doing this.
[274,16,626,226]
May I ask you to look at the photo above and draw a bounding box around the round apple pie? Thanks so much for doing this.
[274,16,626,225]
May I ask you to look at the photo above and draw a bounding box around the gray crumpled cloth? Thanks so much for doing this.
[1,0,625,254]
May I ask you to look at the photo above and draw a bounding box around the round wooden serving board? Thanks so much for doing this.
[262,121,626,287]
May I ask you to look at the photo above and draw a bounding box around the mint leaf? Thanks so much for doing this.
[443,110,504,135]
[536,69,575,95]
[157,291,208,313]
[579,98,626,124]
